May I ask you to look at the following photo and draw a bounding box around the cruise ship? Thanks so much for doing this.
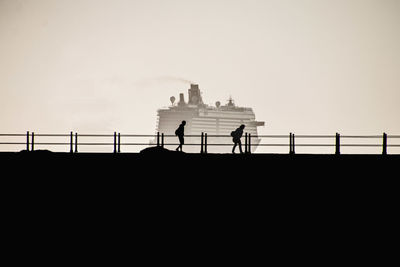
[155,84,264,153]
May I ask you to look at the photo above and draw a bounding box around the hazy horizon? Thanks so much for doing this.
[1,0,400,153]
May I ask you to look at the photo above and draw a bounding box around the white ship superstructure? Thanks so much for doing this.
[155,84,264,153]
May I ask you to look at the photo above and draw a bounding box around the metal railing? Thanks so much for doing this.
[0,131,399,154]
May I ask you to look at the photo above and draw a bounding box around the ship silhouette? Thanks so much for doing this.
[154,84,264,153]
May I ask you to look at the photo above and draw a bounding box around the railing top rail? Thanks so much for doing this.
[33,134,70,137]
[251,135,288,138]
[340,135,382,138]
[120,134,158,137]
[291,135,334,138]
[77,134,114,137]
[0,133,27,136]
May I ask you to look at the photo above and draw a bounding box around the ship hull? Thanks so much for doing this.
[158,136,262,153]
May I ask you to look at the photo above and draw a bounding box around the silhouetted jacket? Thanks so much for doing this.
[232,128,243,143]
[175,124,185,137]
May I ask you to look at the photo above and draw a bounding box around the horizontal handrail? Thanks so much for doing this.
[284,135,335,138]
[0,134,27,136]
[33,134,71,137]
[340,135,383,138]
[120,134,160,137]
[77,134,116,137]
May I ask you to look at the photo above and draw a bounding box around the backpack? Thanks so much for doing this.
[175,125,182,136]
[230,131,235,137]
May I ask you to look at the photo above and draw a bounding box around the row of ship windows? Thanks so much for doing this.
[193,118,254,122]
[158,124,258,129]
[159,118,251,123]
[158,125,258,131]
[159,111,254,116]
[157,125,253,131]
[191,125,257,130]
[158,116,255,122]
[159,120,254,125]
[157,128,258,134]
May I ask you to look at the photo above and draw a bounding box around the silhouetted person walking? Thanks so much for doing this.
[231,124,245,154]
[175,120,186,152]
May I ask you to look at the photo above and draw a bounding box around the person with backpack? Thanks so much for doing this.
[175,120,186,152]
[231,124,245,154]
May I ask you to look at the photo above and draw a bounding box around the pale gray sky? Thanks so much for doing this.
[1,0,399,151]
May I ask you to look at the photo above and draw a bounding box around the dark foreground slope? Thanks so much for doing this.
[1,149,398,263]
[2,148,398,192]
[3,148,398,221]
[3,148,398,211]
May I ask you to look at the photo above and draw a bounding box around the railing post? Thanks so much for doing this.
[245,133,248,153]
[289,133,295,154]
[161,133,164,148]
[382,132,387,155]
[292,133,295,154]
[31,132,35,151]
[114,132,117,153]
[157,132,160,147]
[335,133,340,155]
[249,133,252,154]
[75,133,78,153]
[118,133,121,153]
[201,132,204,154]
[70,131,73,153]
[205,133,208,154]
[26,131,30,151]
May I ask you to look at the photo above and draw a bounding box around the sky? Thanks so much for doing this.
[0,0,399,152]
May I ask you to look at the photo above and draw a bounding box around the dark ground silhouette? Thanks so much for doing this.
[3,148,398,222]
[2,148,398,181]
[1,149,397,263]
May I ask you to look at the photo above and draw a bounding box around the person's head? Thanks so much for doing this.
[182,120,186,126]
[240,124,245,130]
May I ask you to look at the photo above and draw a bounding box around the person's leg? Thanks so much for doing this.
[176,136,181,151]
[179,136,184,151]
[232,142,237,153]
[238,140,243,154]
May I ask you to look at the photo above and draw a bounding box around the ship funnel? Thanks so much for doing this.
[188,84,203,105]
[178,93,185,106]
